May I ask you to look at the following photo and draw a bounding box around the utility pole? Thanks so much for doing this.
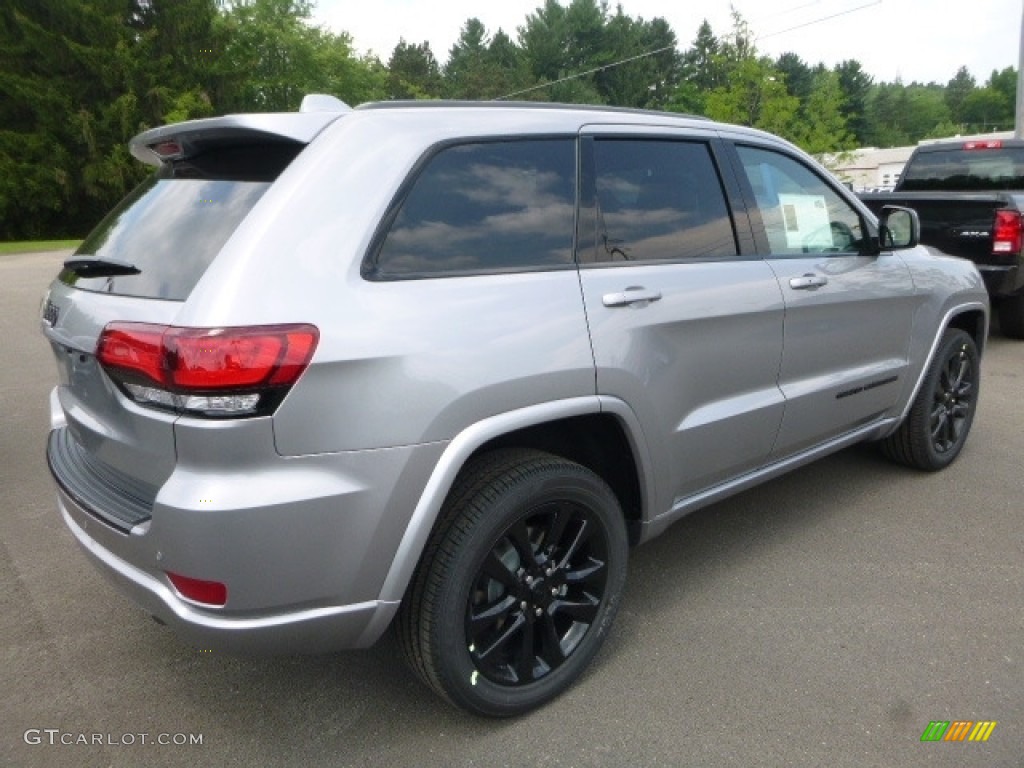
[1017,0,1024,137]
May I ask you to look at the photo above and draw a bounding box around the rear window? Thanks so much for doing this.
[900,146,1024,191]
[62,143,300,300]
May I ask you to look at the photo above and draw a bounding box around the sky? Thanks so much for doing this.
[311,0,1022,86]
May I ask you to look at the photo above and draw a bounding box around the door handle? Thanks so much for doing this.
[788,274,828,290]
[602,286,663,308]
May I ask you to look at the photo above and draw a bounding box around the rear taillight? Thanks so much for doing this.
[97,323,319,417]
[992,210,1022,256]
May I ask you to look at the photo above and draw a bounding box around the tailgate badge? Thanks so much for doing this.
[42,297,60,327]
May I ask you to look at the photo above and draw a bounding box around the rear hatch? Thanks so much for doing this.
[42,106,344,533]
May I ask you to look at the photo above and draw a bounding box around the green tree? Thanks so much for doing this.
[444,18,491,99]
[216,0,323,111]
[702,12,797,135]
[834,60,872,145]
[944,66,976,126]
[670,19,720,113]
[596,11,679,109]
[775,52,813,103]
[387,39,442,99]
[0,0,145,239]
[790,70,854,156]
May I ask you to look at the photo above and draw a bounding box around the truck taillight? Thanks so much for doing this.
[993,210,1022,255]
[97,323,319,417]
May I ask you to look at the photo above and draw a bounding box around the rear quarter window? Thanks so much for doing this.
[367,139,576,279]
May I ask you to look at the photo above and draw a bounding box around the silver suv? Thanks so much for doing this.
[42,97,988,716]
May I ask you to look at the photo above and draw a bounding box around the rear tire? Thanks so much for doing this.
[880,328,979,471]
[997,292,1024,339]
[396,449,628,717]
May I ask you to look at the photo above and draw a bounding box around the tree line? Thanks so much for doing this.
[1,0,1018,240]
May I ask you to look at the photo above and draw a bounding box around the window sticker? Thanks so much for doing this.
[777,193,831,249]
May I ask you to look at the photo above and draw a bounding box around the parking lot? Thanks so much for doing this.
[1,250,1021,767]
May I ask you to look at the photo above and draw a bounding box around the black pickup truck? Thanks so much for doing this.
[860,138,1024,338]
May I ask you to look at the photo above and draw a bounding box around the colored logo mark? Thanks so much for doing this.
[920,720,997,742]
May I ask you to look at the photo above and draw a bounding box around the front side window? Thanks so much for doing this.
[590,139,738,263]
[736,145,865,255]
[371,139,576,278]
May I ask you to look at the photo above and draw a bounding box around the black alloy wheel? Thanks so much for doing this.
[396,449,628,717]
[466,499,609,687]
[881,328,980,471]
[929,340,975,455]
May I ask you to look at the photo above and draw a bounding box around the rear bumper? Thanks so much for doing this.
[56,486,399,654]
[977,263,1023,297]
[46,405,447,655]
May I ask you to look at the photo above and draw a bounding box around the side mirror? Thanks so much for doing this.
[877,205,920,250]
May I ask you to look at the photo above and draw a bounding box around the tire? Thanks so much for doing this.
[395,448,628,717]
[997,292,1024,339]
[881,328,980,471]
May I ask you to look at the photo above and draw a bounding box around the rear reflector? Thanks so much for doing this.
[97,323,319,417]
[993,209,1022,255]
[166,571,227,606]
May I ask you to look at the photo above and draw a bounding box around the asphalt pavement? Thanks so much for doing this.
[1,250,1021,767]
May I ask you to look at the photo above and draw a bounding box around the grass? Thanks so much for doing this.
[0,239,81,255]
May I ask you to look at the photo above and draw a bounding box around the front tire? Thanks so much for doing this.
[881,328,979,471]
[396,449,628,717]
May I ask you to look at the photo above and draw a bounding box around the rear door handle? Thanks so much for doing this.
[788,274,828,290]
[602,286,663,308]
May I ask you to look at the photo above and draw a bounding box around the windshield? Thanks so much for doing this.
[900,147,1024,191]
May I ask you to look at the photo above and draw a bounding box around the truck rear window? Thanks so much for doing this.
[62,143,300,300]
[900,147,1024,191]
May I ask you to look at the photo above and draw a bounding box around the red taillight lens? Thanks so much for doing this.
[167,327,318,390]
[166,571,227,606]
[993,209,1022,256]
[96,323,166,386]
[96,323,319,416]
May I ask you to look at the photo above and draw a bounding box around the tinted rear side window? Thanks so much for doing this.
[63,142,300,300]
[586,139,738,263]
[369,139,576,278]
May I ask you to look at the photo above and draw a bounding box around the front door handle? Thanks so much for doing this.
[602,286,663,308]
[789,274,829,290]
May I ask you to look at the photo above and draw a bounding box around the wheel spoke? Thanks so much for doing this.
[507,519,540,569]
[544,504,573,551]
[944,410,959,445]
[481,551,518,589]
[556,518,592,570]
[930,409,948,442]
[563,556,606,586]
[553,594,600,624]
[538,613,567,668]
[468,594,518,636]
[474,611,525,663]
[514,614,537,682]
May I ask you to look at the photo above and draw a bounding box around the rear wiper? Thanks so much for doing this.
[63,257,140,277]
